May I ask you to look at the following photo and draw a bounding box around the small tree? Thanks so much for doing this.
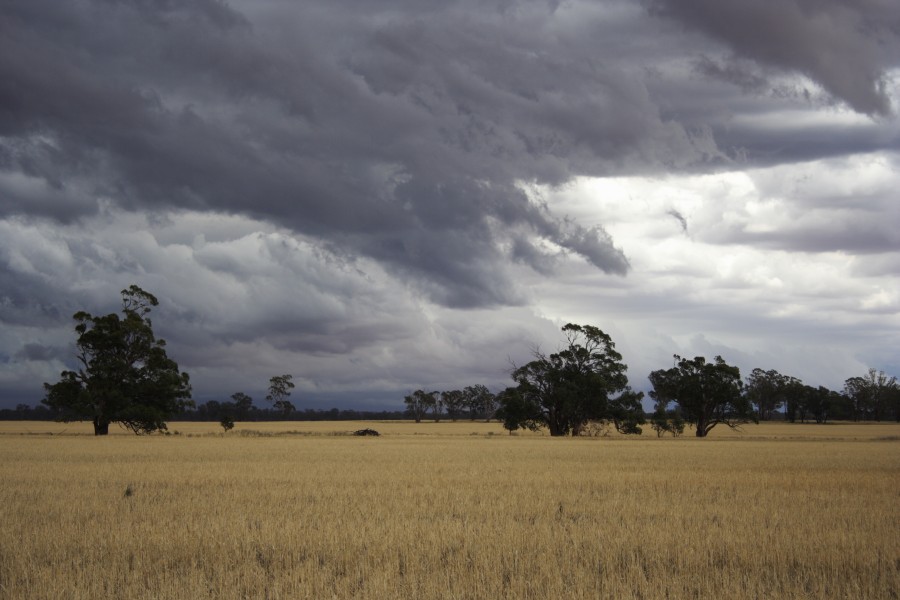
[219,414,235,432]
[649,355,754,438]
[650,403,685,437]
[266,375,296,415]
[43,285,192,435]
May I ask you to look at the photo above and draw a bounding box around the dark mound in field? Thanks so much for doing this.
[353,428,380,436]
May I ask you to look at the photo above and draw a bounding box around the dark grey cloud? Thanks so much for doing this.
[4,0,705,308]
[5,0,895,309]
[693,55,770,94]
[13,343,68,363]
[650,0,900,116]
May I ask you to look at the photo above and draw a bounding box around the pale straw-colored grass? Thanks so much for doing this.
[1,421,897,599]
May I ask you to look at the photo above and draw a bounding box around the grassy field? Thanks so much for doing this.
[1,421,897,599]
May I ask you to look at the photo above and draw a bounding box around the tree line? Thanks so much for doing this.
[402,385,499,423]
[491,326,899,437]
[0,403,409,423]
[36,286,900,435]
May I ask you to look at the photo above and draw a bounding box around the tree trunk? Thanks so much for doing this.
[695,417,708,437]
[93,418,110,436]
[548,421,568,436]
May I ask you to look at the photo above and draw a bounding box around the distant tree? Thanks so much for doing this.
[843,376,871,420]
[826,388,855,421]
[843,369,899,421]
[441,390,466,421]
[799,385,845,424]
[266,375,295,415]
[231,392,254,420]
[403,390,432,423]
[197,400,224,420]
[42,285,192,435]
[866,368,898,421]
[781,376,807,423]
[479,388,499,422]
[424,391,442,422]
[463,384,496,421]
[648,355,754,438]
[744,368,786,421]
[498,323,644,436]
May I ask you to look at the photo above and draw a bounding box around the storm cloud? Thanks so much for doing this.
[0,0,690,307]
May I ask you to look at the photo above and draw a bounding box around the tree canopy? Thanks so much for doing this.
[496,323,644,436]
[843,369,900,422]
[266,374,296,414]
[43,285,192,435]
[648,355,754,437]
[403,389,436,423]
[745,368,787,421]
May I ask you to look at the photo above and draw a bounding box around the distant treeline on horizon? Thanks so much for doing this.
[0,403,409,422]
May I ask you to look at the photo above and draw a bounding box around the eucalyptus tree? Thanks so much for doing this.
[441,390,466,421]
[43,285,192,435]
[266,374,296,414]
[498,323,644,436]
[744,368,787,421]
[463,384,496,421]
[649,355,754,437]
[843,369,899,421]
[403,389,434,423]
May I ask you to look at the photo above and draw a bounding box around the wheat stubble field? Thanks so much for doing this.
[1,421,897,599]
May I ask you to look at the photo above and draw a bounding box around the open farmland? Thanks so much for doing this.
[1,421,898,599]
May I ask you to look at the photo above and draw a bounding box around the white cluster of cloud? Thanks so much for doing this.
[530,151,900,388]
[1,0,898,408]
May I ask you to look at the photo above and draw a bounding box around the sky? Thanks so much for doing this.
[1,0,899,411]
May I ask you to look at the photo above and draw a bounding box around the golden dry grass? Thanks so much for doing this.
[1,421,898,599]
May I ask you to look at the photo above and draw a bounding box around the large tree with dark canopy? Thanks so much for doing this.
[43,286,192,435]
[497,323,644,436]
[649,355,754,437]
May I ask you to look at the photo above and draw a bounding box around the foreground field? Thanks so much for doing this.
[1,422,898,599]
